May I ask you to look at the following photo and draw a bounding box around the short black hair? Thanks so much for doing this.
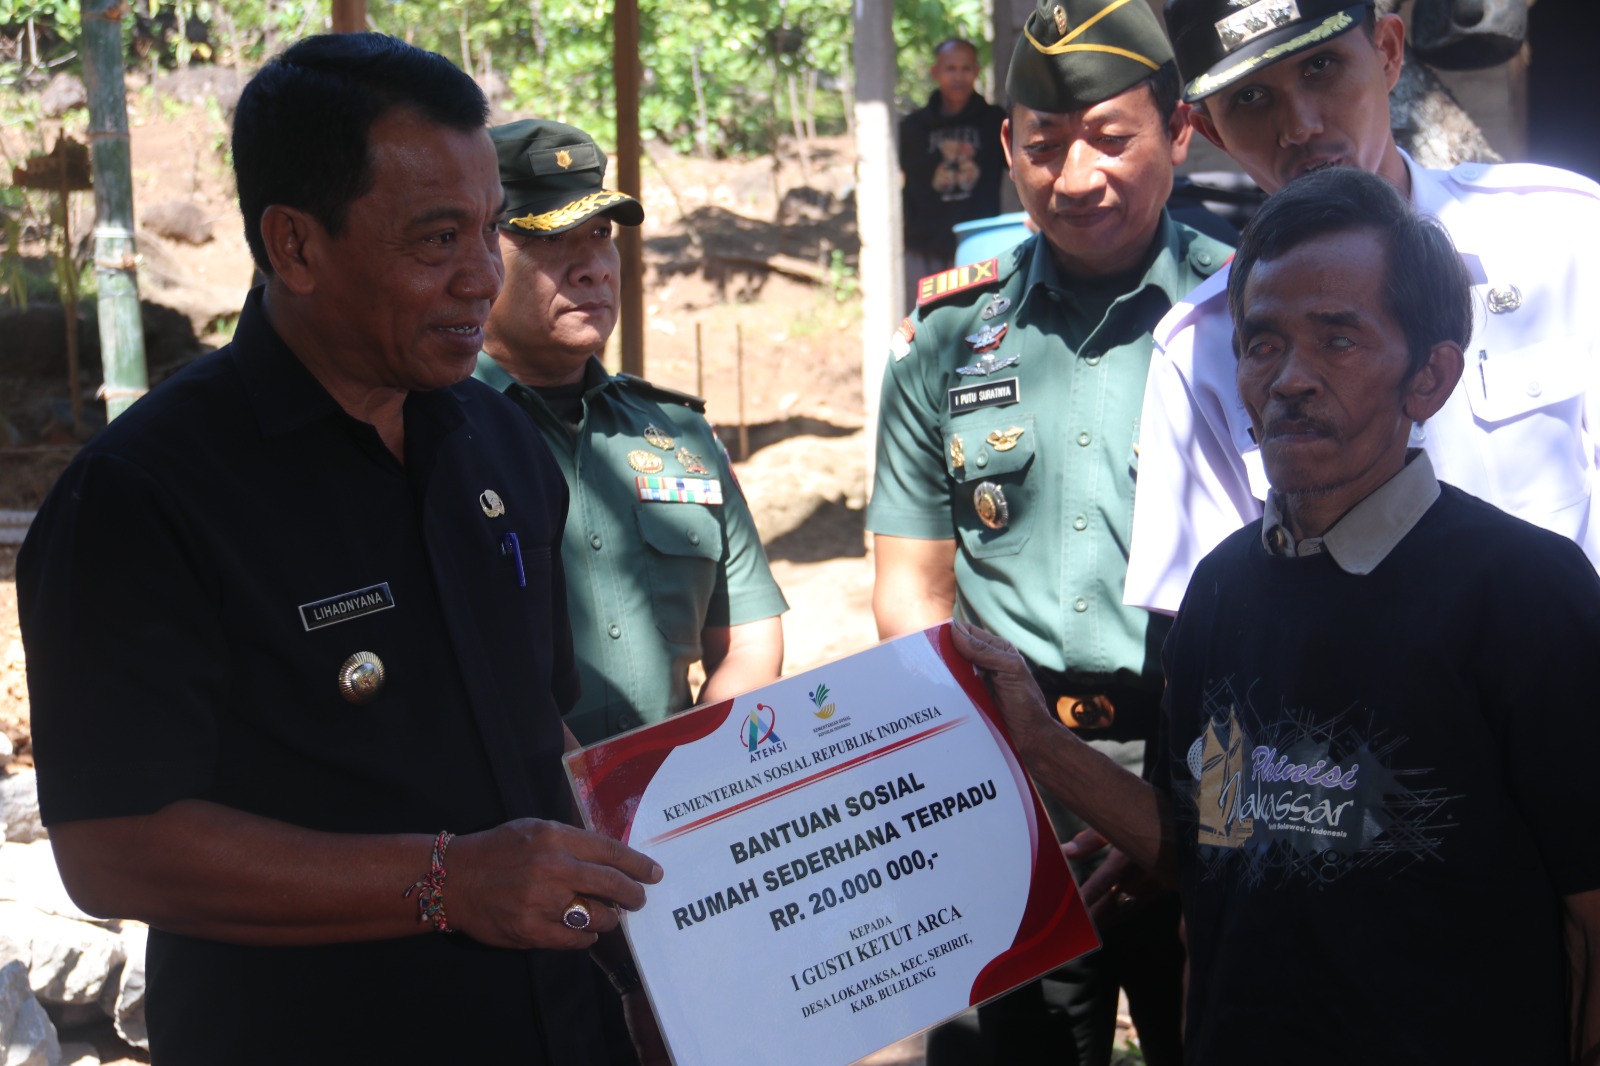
[1228,166,1474,377]
[232,33,488,274]
[934,38,979,61]
[1005,60,1181,140]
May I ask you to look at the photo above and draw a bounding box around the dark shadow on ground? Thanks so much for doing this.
[763,497,866,564]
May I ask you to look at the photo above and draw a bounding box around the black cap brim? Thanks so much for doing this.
[1180,4,1365,101]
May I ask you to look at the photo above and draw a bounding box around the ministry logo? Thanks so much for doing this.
[741,702,783,755]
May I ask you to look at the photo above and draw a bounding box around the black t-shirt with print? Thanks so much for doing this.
[1156,484,1600,1065]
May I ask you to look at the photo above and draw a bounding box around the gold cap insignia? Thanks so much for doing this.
[479,489,506,517]
[555,149,573,169]
[1053,4,1068,34]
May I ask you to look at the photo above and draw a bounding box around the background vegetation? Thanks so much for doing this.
[1,0,994,154]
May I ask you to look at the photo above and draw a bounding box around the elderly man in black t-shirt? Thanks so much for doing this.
[953,167,1600,1064]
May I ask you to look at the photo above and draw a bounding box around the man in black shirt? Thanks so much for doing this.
[953,167,1600,1063]
[20,34,662,1065]
[899,37,1007,309]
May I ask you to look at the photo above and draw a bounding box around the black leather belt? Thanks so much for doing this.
[1029,669,1163,744]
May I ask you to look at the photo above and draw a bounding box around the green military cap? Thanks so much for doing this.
[491,118,644,234]
[1005,0,1175,114]
[1165,0,1367,102]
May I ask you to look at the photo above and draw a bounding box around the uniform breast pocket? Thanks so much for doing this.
[634,503,725,644]
[946,413,1037,558]
[1465,336,1592,513]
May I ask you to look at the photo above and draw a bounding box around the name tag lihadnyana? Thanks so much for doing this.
[298,582,396,631]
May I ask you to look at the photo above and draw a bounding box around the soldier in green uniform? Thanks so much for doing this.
[477,119,788,747]
[867,1,1233,1063]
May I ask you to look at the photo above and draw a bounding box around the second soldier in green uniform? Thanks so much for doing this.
[477,119,789,747]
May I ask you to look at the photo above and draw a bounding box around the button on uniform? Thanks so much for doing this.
[1078,432,1092,447]
[1073,515,1088,531]
[589,533,603,550]
[608,624,621,639]
[1073,597,1088,613]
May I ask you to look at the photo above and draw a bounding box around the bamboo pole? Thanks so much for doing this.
[58,151,81,432]
[614,0,644,378]
[80,0,148,422]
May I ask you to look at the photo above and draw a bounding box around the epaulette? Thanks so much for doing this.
[615,373,707,414]
[1447,161,1600,200]
[915,256,1002,310]
[1183,230,1232,279]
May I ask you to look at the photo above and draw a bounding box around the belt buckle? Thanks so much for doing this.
[1055,693,1115,730]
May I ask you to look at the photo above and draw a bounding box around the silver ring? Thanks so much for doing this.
[562,900,593,930]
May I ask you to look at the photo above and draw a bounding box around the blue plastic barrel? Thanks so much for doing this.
[951,211,1031,266]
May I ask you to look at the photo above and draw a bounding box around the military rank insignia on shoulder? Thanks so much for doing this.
[616,373,708,414]
[916,257,1000,309]
[888,316,916,361]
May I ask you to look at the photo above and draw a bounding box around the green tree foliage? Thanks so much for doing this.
[3,0,989,154]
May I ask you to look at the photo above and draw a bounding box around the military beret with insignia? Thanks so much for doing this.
[492,118,645,235]
[1005,0,1175,115]
[1165,0,1367,102]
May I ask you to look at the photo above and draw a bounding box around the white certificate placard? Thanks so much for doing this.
[565,624,1097,1066]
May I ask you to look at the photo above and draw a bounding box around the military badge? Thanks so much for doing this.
[478,489,506,517]
[950,434,965,469]
[1487,284,1522,314]
[555,149,573,169]
[916,258,999,308]
[980,294,1011,321]
[628,449,665,474]
[987,427,1025,452]
[637,475,724,505]
[955,352,1022,377]
[973,481,1010,530]
[889,316,916,362]
[965,322,1008,353]
[676,447,710,475]
[1053,4,1068,35]
[643,424,676,450]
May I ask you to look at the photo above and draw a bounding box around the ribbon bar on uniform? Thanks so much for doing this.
[636,475,724,505]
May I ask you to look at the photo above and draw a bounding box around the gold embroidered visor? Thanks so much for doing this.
[506,191,637,233]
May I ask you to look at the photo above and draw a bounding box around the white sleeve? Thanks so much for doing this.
[1125,298,1266,614]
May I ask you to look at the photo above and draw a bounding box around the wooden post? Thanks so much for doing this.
[695,320,704,399]
[735,323,748,461]
[852,0,901,489]
[80,0,148,422]
[331,0,367,34]
[614,0,644,378]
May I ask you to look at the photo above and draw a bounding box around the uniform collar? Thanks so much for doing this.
[1019,211,1187,314]
[1262,450,1440,572]
[231,286,344,438]
[474,353,611,409]
[231,285,466,441]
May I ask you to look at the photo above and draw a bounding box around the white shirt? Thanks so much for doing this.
[1125,150,1600,614]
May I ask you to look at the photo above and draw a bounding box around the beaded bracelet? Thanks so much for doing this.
[403,830,455,933]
